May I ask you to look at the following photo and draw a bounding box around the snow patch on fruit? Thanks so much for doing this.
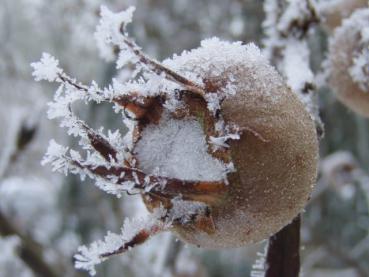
[135,112,228,181]
[163,38,278,101]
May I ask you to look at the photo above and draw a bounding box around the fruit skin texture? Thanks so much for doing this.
[320,0,367,32]
[328,9,369,117]
[160,47,319,248]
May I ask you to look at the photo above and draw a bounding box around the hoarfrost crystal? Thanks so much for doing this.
[31,53,62,82]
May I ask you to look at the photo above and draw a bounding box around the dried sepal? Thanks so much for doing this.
[74,198,212,275]
[74,206,168,276]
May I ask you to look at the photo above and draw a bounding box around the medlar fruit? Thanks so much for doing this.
[134,39,319,248]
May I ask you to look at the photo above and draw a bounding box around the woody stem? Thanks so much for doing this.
[265,214,301,277]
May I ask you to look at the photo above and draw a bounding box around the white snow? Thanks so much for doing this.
[31,52,62,82]
[41,139,70,173]
[277,0,312,32]
[135,112,228,181]
[95,6,136,43]
[283,39,314,93]
[163,37,266,90]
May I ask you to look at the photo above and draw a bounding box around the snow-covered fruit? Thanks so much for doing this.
[136,40,319,248]
[32,6,318,274]
[327,9,369,117]
[319,0,368,32]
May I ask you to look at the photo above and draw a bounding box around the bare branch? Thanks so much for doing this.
[0,211,58,277]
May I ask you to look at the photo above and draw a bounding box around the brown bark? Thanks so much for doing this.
[265,215,301,277]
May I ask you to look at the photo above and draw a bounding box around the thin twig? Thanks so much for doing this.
[119,32,206,97]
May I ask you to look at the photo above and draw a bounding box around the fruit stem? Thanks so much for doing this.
[265,214,301,277]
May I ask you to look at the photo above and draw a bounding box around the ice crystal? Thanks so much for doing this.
[30,53,62,82]
[94,6,136,62]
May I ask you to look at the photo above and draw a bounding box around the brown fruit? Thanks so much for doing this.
[327,9,369,117]
[319,0,368,32]
[37,7,320,272]
[134,39,319,248]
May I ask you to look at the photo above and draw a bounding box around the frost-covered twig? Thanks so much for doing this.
[74,207,168,276]
[30,7,221,197]
[96,6,206,97]
[42,139,227,198]
[31,53,141,106]
[74,198,209,275]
